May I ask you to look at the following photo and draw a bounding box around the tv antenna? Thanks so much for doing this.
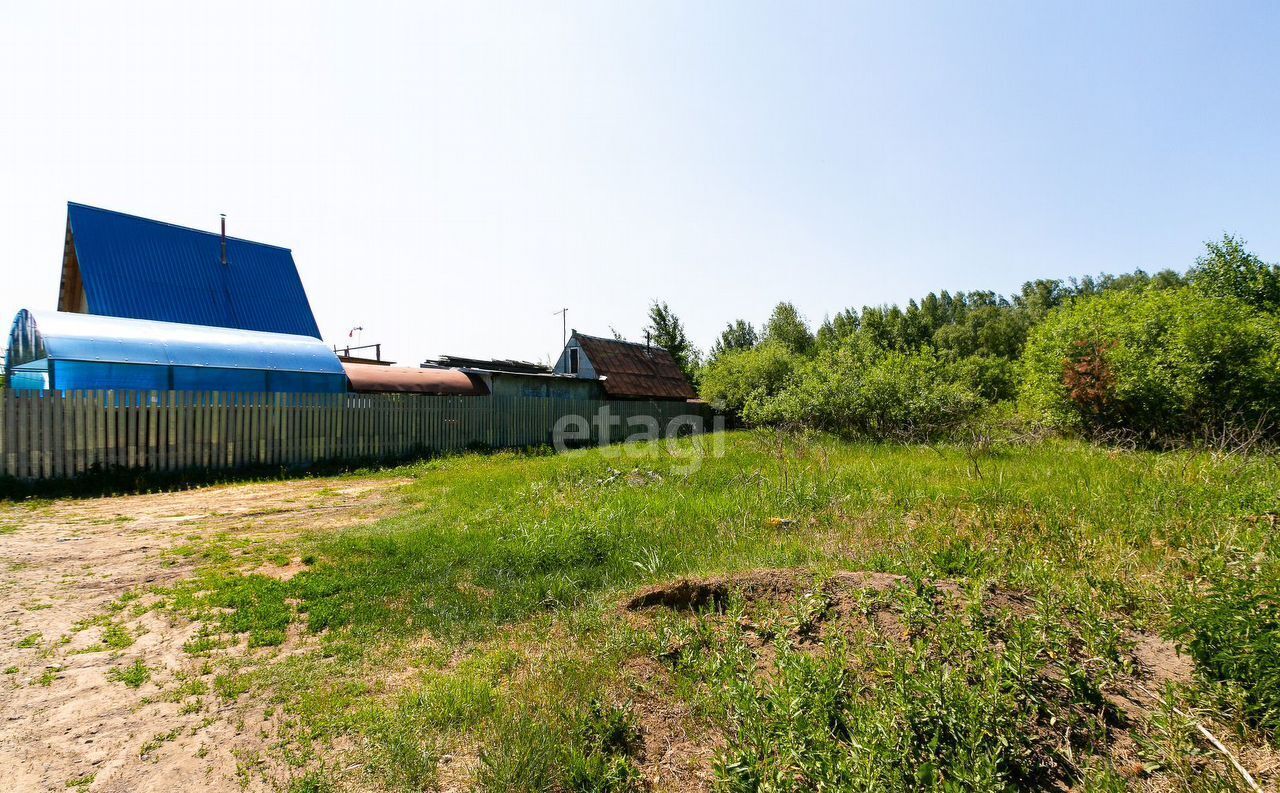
[552,307,568,348]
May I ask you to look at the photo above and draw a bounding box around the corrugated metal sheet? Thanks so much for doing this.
[65,203,322,338]
[344,363,489,395]
[573,333,698,400]
[8,309,345,375]
[481,370,602,399]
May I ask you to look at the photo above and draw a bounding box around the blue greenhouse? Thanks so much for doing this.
[5,309,347,393]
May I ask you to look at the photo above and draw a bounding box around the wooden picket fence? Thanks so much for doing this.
[0,390,715,481]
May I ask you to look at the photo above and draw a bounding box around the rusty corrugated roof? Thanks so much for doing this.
[574,333,697,400]
[344,363,489,396]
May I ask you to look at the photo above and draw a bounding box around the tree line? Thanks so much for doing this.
[643,234,1280,444]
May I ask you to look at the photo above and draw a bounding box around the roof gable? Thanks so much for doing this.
[61,203,322,339]
[572,333,697,400]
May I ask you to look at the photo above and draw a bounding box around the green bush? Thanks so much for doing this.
[747,337,982,440]
[951,354,1018,401]
[699,341,798,416]
[1020,286,1280,440]
[1170,554,1280,739]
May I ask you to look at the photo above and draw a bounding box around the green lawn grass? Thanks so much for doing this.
[154,432,1279,791]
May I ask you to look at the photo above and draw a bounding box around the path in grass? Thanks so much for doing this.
[0,476,410,793]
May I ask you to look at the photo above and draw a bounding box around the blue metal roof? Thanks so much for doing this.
[7,310,345,375]
[64,203,322,338]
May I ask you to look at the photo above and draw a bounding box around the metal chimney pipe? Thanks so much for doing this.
[220,214,227,266]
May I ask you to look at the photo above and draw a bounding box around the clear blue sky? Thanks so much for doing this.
[2,2,1277,364]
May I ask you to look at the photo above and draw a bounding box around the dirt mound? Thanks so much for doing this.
[622,568,1197,791]
[625,569,911,612]
[626,568,1188,682]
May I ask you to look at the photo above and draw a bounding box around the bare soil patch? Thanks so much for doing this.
[0,476,409,793]
[619,655,724,793]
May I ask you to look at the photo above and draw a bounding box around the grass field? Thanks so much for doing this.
[82,433,1280,790]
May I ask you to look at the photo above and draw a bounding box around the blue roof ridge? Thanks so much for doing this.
[67,201,293,253]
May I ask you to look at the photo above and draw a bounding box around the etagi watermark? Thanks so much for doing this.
[551,407,726,474]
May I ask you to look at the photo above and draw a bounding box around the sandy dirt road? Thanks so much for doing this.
[0,476,410,792]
